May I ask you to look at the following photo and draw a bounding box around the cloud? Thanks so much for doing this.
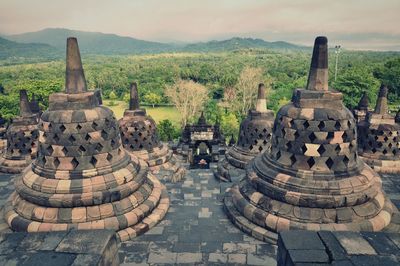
[0,0,399,50]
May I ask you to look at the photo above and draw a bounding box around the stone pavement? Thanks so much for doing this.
[0,165,400,265]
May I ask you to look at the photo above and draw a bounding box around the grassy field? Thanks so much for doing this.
[103,100,181,125]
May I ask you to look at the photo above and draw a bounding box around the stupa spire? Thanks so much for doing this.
[255,83,267,112]
[65,37,87,94]
[19,90,32,117]
[358,91,369,111]
[306,36,328,91]
[129,82,140,110]
[374,84,388,114]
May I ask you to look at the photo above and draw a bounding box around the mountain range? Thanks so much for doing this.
[1,28,307,59]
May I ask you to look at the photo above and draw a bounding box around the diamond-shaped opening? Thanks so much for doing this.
[130,144,135,149]
[389,131,393,136]
[62,147,68,155]
[138,132,142,136]
[393,150,397,155]
[384,136,389,142]
[335,121,341,130]
[53,134,60,142]
[101,130,108,139]
[90,156,97,166]
[249,145,253,150]
[76,124,82,131]
[281,128,286,137]
[258,146,263,152]
[276,150,281,159]
[309,132,316,142]
[294,131,300,139]
[106,153,113,161]
[377,142,383,148]
[267,133,271,138]
[92,121,98,129]
[85,134,91,141]
[258,133,263,138]
[255,128,258,132]
[318,121,325,130]
[111,139,116,147]
[389,143,393,148]
[287,142,292,150]
[307,157,315,168]
[347,121,352,128]
[342,132,348,142]
[263,140,268,145]
[383,149,388,155]
[263,128,267,133]
[374,135,379,141]
[69,135,76,143]
[290,154,297,165]
[372,147,377,153]
[46,145,54,155]
[48,123,53,130]
[301,144,307,154]
[326,157,334,169]
[343,156,350,165]
[59,124,66,132]
[335,144,341,152]
[317,145,326,155]
[54,157,60,168]
[290,120,295,128]
[327,132,334,140]
[79,145,86,153]
[95,143,103,152]
[368,140,373,146]
[71,158,79,169]
[139,144,143,149]
[303,121,310,129]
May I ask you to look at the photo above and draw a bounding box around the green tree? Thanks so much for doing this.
[158,119,180,141]
[144,92,162,108]
[220,113,239,141]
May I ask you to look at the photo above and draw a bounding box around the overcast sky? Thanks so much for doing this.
[1,0,399,50]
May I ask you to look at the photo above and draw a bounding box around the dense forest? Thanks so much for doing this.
[0,47,400,141]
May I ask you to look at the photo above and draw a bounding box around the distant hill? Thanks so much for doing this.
[6,28,175,55]
[0,36,59,60]
[182,37,306,52]
[1,28,307,60]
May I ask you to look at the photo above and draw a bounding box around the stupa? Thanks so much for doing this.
[224,36,398,244]
[215,84,274,182]
[3,37,169,242]
[0,90,39,173]
[119,82,185,182]
[358,85,400,173]
[353,92,369,123]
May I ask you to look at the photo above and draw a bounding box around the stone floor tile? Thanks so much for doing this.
[228,253,246,264]
[176,252,203,263]
[208,253,228,263]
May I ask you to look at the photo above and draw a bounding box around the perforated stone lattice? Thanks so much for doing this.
[35,112,123,172]
[270,115,358,172]
[119,114,160,152]
[358,127,400,158]
[237,112,273,154]
[5,124,38,160]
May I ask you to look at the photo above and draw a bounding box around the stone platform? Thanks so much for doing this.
[0,167,400,265]
[0,230,119,265]
[277,230,400,265]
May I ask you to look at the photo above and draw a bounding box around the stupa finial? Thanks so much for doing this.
[306,36,328,91]
[65,37,87,94]
[129,82,140,110]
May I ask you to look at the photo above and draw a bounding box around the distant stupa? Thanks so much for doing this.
[119,82,186,182]
[215,83,274,182]
[0,90,39,173]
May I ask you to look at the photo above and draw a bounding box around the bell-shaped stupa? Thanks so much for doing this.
[119,82,186,182]
[3,38,169,241]
[0,90,39,173]
[215,83,274,182]
[358,85,400,173]
[224,37,398,243]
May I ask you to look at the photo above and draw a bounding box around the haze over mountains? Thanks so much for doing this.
[0,28,307,59]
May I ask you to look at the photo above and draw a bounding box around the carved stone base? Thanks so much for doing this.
[360,156,400,174]
[128,144,186,183]
[215,145,254,182]
[0,156,31,174]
